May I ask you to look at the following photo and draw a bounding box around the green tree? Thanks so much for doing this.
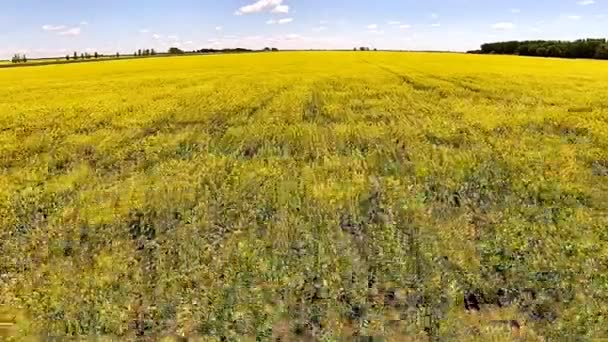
[536,47,548,57]
[94,52,98,59]
[168,47,184,54]
[595,44,608,59]
[151,49,156,55]
[74,51,78,60]
[66,55,70,61]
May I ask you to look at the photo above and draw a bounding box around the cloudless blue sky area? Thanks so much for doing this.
[1,0,606,58]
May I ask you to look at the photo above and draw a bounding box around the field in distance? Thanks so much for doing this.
[0,52,607,340]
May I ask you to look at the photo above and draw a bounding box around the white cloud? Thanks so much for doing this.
[168,35,179,40]
[319,20,329,24]
[216,26,223,31]
[430,13,439,19]
[509,8,521,14]
[42,24,67,32]
[139,28,150,33]
[366,25,383,34]
[184,41,194,45]
[596,14,606,19]
[80,21,89,25]
[152,34,162,40]
[235,0,284,15]
[567,15,583,20]
[577,0,595,5]
[271,5,289,13]
[430,23,441,27]
[57,27,81,36]
[387,20,401,25]
[492,22,516,30]
[266,18,293,24]
[313,26,327,32]
[400,24,412,29]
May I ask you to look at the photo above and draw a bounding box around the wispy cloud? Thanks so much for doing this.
[235,0,285,15]
[577,0,595,5]
[492,22,516,30]
[216,26,223,31]
[43,22,86,36]
[152,34,162,40]
[139,28,150,33]
[509,8,521,14]
[366,24,378,29]
[42,24,67,32]
[57,27,81,36]
[430,23,441,27]
[80,21,89,25]
[312,26,327,32]
[271,4,289,13]
[387,20,401,25]
[400,24,412,29]
[267,18,293,24]
[566,14,583,20]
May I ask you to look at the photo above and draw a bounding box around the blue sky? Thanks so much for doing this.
[1,0,606,59]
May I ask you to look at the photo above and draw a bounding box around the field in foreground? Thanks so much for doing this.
[0,52,607,340]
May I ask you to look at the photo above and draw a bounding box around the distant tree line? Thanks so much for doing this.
[354,47,377,51]
[8,45,273,66]
[134,49,157,56]
[469,38,608,60]
[11,53,27,63]
[66,51,108,60]
[167,47,268,55]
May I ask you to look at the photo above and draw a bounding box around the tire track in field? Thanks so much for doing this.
[207,84,294,139]
[426,75,546,106]
[137,84,294,138]
[241,84,293,119]
[362,59,523,105]
[362,59,446,95]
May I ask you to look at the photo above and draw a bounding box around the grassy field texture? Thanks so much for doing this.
[1,52,607,340]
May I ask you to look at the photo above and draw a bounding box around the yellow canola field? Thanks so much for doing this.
[1,52,607,340]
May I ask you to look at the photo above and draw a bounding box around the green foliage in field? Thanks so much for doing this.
[0,52,607,340]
